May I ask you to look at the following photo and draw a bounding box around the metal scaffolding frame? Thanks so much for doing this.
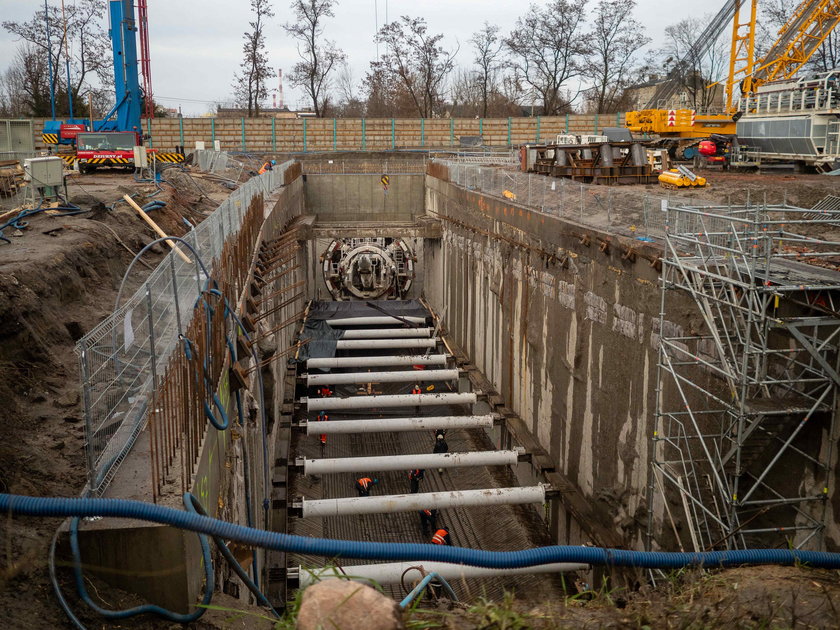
[651,201,840,552]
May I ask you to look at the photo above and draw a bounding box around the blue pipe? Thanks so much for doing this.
[5,493,840,570]
[67,493,213,622]
[399,572,458,609]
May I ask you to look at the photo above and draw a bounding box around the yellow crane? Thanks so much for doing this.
[626,0,840,152]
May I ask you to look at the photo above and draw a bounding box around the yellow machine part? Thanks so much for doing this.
[658,169,707,188]
[625,109,736,137]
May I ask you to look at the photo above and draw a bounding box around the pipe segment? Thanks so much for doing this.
[306,369,459,386]
[326,316,427,326]
[335,338,438,350]
[301,450,519,475]
[306,354,448,369]
[301,561,589,588]
[340,328,432,339]
[302,392,477,411]
[300,486,547,517]
[304,415,494,435]
[4,493,840,570]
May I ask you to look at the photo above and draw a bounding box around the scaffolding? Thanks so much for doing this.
[651,201,840,552]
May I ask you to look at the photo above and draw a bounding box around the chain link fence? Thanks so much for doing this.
[75,153,293,495]
[436,159,673,239]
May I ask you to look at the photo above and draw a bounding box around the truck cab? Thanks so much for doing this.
[75,131,140,172]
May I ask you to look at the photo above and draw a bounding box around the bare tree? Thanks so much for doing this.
[334,61,365,117]
[284,0,345,117]
[661,15,729,110]
[505,1,589,115]
[233,0,274,117]
[470,23,504,118]
[374,16,458,118]
[761,0,840,72]
[584,0,649,113]
[3,0,112,117]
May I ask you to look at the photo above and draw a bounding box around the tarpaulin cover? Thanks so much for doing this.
[295,300,431,365]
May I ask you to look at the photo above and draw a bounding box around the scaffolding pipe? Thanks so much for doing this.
[306,369,459,386]
[340,328,432,339]
[302,392,477,411]
[300,485,546,518]
[304,415,494,435]
[335,339,438,350]
[298,560,588,587]
[302,450,519,475]
[327,316,427,326]
[307,354,448,369]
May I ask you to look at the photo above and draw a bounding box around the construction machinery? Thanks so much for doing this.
[42,0,182,171]
[626,0,840,166]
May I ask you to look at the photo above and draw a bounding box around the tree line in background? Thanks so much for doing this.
[2,0,840,119]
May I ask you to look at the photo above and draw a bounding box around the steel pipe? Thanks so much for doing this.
[298,561,589,587]
[307,354,448,369]
[306,369,459,386]
[335,339,438,350]
[302,392,477,411]
[300,485,546,517]
[302,450,519,475]
[304,415,494,435]
[327,316,426,326]
[340,328,432,339]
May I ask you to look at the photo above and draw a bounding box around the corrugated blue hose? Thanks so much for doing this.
[6,493,840,569]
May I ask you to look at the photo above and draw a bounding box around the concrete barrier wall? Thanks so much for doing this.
[305,173,425,222]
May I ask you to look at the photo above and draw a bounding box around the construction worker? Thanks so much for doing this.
[431,528,452,546]
[433,432,448,473]
[318,385,333,398]
[419,508,438,536]
[411,383,422,395]
[317,410,328,449]
[258,159,276,174]
[433,428,447,441]
[408,468,425,493]
[355,477,378,497]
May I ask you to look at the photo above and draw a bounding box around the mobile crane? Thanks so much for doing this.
[625,0,840,162]
[41,0,182,172]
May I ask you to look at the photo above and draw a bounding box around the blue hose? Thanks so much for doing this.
[67,493,214,622]
[5,492,840,570]
[399,572,458,608]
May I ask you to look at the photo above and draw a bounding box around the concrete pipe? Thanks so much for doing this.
[306,354,448,369]
[298,561,589,587]
[300,485,546,518]
[335,339,437,350]
[302,392,477,411]
[302,450,519,475]
[304,415,494,435]
[306,369,459,386]
[326,316,427,326]
[340,328,432,340]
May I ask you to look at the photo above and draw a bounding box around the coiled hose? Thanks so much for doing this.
[7,493,840,570]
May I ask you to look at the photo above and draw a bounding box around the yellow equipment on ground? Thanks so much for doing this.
[658,167,707,189]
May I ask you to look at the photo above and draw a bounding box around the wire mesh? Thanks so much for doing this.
[76,154,293,495]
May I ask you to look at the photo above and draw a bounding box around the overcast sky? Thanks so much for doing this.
[0,0,705,116]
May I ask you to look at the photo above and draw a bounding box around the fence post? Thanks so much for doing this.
[479,118,483,139]
[333,118,337,151]
[146,288,158,390]
[362,119,366,150]
[421,119,425,147]
[303,118,308,153]
[507,117,512,147]
[178,117,184,148]
[241,117,246,152]
[169,255,183,335]
[594,113,599,134]
[272,117,276,152]
[450,118,455,147]
[147,118,153,148]
[565,113,569,133]
[211,118,216,147]
[536,116,541,143]
[391,118,396,149]
[79,347,94,478]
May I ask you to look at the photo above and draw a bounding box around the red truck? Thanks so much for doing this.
[75,131,141,173]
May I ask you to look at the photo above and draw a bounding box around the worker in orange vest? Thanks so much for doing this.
[319,385,333,398]
[411,383,422,395]
[419,508,438,536]
[317,410,328,448]
[431,528,451,546]
[408,468,425,493]
[355,477,379,497]
[258,159,276,174]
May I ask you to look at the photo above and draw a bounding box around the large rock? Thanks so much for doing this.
[296,580,404,630]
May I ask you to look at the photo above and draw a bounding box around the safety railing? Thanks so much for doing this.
[75,154,294,496]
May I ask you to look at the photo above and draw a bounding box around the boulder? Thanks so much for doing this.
[296,580,404,630]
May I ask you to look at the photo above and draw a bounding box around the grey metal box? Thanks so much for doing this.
[24,156,64,186]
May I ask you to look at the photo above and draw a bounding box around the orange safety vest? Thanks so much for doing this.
[320,387,332,397]
[431,529,449,545]
[318,412,328,422]
[411,386,422,395]
[357,477,373,490]
[258,161,272,174]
